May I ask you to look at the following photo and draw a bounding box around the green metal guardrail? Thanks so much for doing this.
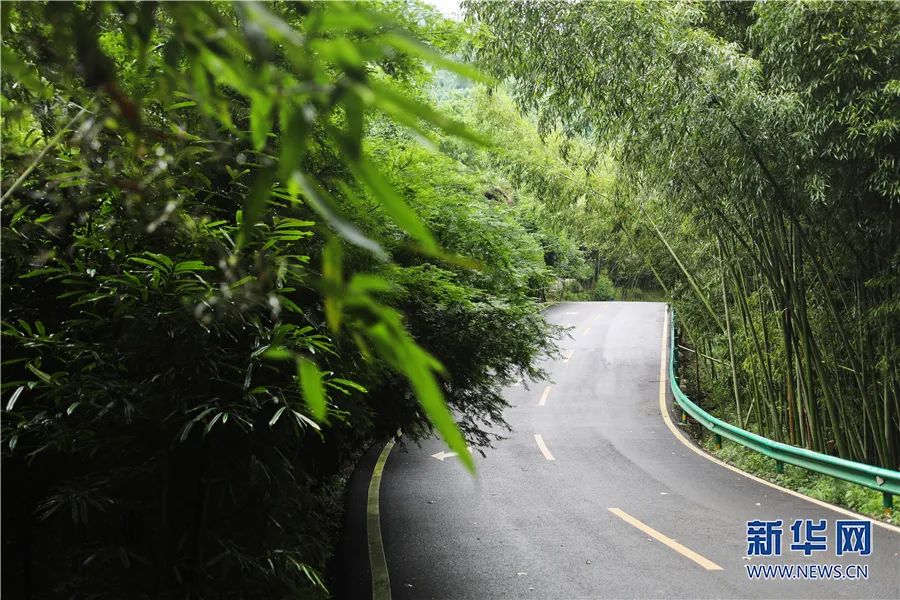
[668,307,900,515]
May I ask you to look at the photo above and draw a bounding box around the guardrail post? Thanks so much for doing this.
[714,433,722,449]
[775,460,784,474]
[883,492,893,517]
[673,327,679,385]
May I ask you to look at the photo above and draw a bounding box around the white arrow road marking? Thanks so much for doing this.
[431,451,457,461]
[608,508,722,571]
[538,385,552,406]
[534,434,555,461]
[431,447,472,461]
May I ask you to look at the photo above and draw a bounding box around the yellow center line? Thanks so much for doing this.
[608,507,723,571]
[538,385,552,406]
[367,439,395,600]
[534,434,556,461]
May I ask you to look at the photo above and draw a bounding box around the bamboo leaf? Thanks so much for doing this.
[238,168,275,248]
[6,386,24,411]
[405,349,473,472]
[268,405,286,427]
[293,173,387,259]
[296,357,327,421]
[250,93,273,151]
[381,32,491,83]
[262,346,293,360]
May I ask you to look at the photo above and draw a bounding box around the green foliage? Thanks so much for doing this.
[359,134,565,444]
[436,86,644,299]
[1,2,559,597]
[593,275,616,302]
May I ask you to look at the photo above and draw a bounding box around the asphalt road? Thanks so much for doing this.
[338,302,900,599]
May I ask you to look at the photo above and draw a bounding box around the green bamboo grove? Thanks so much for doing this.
[466,0,900,469]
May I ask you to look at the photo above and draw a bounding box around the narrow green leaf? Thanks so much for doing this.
[412,373,472,470]
[26,363,53,385]
[268,405,287,427]
[6,386,24,411]
[394,338,472,471]
[174,260,215,274]
[296,357,327,421]
[369,81,488,145]
[238,168,275,248]
[167,100,197,110]
[322,238,343,332]
[203,413,223,435]
[129,256,172,272]
[292,410,322,431]
[230,275,255,290]
[381,32,491,83]
[293,173,387,259]
[250,93,273,151]
[263,346,294,360]
[329,377,367,393]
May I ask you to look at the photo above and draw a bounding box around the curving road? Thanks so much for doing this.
[338,302,900,599]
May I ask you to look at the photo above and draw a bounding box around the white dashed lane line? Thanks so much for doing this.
[538,385,552,406]
[534,434,556,461]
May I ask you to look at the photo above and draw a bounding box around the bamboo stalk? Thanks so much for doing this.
[718,237,743,429]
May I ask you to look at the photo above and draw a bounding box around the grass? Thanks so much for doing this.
[690,426,898,526]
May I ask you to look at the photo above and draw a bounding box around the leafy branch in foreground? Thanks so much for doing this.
[3,0,482,464]
[1,2,565,597]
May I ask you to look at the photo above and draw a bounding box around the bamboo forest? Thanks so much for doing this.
[2,1,898,598]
